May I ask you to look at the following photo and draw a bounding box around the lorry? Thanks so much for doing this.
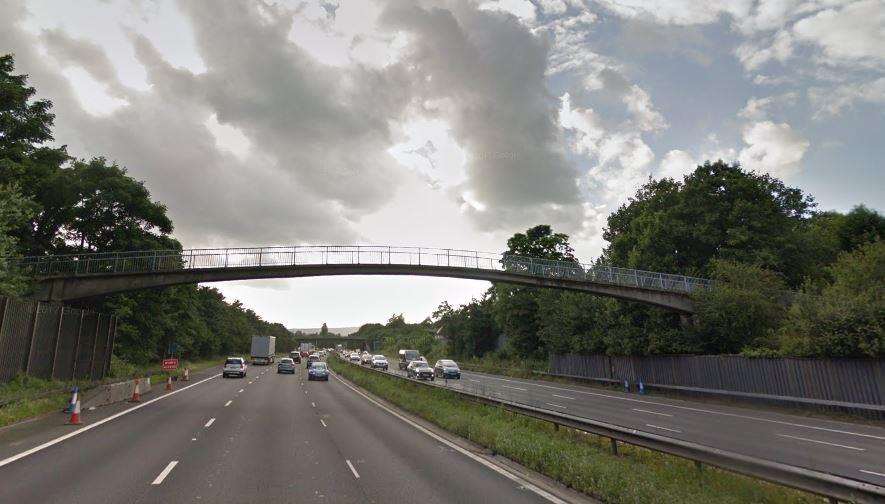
[299,342,314,357]
[251,335,276,365]
[398,349,420,370]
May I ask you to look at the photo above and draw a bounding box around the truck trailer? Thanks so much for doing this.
[251,336,276,365]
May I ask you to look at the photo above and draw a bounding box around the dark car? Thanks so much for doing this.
[277,357,296,374]
[398,349,419,370]
[308,362,329,381]
[434,359,461,379]
[407,360,434,381]
[289,351,301,364]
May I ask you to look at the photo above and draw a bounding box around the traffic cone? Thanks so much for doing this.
[67,400,82,425]
[182,368,189,382]
[165,375,173,391]
[638,380,645,395]
[129,378,141,402]
[65,386,79,413]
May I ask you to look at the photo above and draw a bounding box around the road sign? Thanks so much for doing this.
[162,358,179,371]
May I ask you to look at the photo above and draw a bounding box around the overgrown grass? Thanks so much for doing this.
[330,357,821,504]
[0,375,81,428]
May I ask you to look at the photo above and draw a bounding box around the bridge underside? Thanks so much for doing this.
[32,264,696,313]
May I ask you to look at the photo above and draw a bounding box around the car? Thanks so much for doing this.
[398,349,420,370]
[277,357,296,374]
[289,351,302,363]
[434,359,461,379]
[370,355,388,370]
[360,352,372,365]
[306,353,320,369]
[308,362,329,381]
[223,357,247,378]
[349,352,360,363]
[407,360,435,380]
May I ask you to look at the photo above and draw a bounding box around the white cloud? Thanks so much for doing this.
[623,84,668,131]
[738,121,810,178]
[735,29,794,70]
[793,0,885,66]
[594,0,752,26]
[738,91,798,120]
[478,0,537,24]
[808,77,885,117]
[659,149,696,179]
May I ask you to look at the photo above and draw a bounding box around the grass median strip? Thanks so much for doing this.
[329,358,818,504]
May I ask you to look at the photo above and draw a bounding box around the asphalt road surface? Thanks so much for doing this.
[382,363,885,486]
[0,365,557,504]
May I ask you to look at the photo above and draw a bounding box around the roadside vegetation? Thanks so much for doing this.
[0,356,223,428]
[330,358,818,504]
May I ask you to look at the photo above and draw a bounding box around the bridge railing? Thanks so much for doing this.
[17,245,712,294]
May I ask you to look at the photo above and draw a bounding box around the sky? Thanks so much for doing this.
[2,0,883,328]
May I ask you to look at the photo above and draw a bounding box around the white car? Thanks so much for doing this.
[361,353,372,365]
[371,355,388,370]
[349,352,360,363]
[223,357,247,378]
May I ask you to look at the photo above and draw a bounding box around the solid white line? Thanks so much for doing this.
[151,460,179,485]
[204,418,215,428]
[346,459,360,479]
[777,434,865,451]
[465,373,885,440]
[551,394,575,400]
[224,400,232,407]
[501,385,527,391]
[646,424,682,433]
[545,403,567,409]
[191,438,196,441]
[0,373,221,469]
[633,408,673,417]
[320,419,327,427]
[332,373,567,504]
[860,469,885,478]
[311,402,316,408]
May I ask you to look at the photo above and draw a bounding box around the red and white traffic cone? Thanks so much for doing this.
[182,368,189,382]
[165,375,173,391]
[129,378,141,402]
[67,400,82,425]
[65,387,79,413]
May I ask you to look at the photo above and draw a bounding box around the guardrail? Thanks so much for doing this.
[16,245,712,294]
[333,356,884,504]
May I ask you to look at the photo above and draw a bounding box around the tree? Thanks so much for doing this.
[603,161,815,285]
[692,260,788,354]
[0,184,36,295]
[779,241,884,357]
[502,224,576,262]
[320,323,329,337]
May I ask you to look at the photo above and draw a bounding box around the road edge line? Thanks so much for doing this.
[331,370,584,504]
[0,373,221,468]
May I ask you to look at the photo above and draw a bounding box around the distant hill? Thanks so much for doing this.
[288,326,361,336]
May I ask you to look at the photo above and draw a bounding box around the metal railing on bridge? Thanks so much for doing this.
[17,246,712,294]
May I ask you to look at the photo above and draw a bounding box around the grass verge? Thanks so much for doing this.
[329,357,820,504]
[0,356,223,429]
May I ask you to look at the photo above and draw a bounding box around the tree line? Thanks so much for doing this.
[0,54,297,364]
[356,167,882,360]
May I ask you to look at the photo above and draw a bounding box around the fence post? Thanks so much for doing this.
[71,311,84,380]
[23,301,40,375]
[89,314,102,380]
[50,306,64,380]
[103,317,117,378]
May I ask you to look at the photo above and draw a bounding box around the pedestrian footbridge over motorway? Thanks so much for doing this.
[20,246,712,313]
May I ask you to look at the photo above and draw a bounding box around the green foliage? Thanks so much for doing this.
[779,241,884,357]
[693,260,788,354]
[0,183,35,295]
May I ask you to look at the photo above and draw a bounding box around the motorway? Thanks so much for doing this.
[0,364,564,504]
[380,362,885,486]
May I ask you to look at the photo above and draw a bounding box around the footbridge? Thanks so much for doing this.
[19,246,712,313]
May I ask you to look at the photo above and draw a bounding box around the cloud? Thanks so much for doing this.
[593,0,751,26]
[738,121,809,178]
[808,77,885,117]
[734,29,794,70]
[380,2,583,232]
[793,0,885,67]
[738,91,798,120]
[658,149,696,179]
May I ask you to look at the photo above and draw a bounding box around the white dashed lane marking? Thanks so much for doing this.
[151,461,178,485]
[646,424,682,434]
[224,400,232,407]
[346,459,360,479]
[552,394,575,400]
[204,418,215,428]
[633,408,673,417]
